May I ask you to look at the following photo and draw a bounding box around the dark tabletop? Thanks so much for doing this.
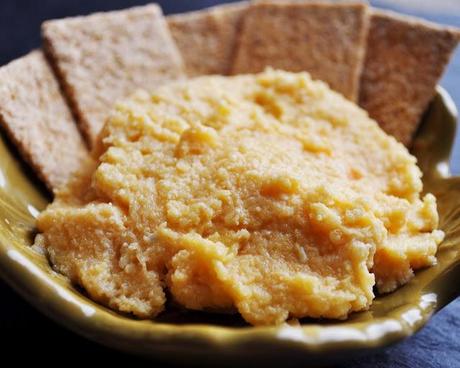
[0,1,459,366]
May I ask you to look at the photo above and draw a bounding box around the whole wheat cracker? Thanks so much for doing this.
[42,4,185,147]
[231,1,370,101]
[0,51,89,192]
[359,9,460,146]
[168,2,247,77]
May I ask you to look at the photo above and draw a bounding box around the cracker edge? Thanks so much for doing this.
[41,4,185,148]
[230,0,371,101]
[360,8,460,145]
[167,1,249,76]
[0,50,88,192]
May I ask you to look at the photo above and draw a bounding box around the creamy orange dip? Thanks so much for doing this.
[35,70,444,325]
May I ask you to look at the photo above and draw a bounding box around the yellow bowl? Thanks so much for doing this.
[0,87,459,366]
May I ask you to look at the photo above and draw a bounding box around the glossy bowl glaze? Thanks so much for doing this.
[0,87,458,367]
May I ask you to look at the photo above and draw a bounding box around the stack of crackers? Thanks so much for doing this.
[0,1,458,193]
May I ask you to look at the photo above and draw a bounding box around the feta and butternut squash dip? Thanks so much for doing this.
[35,70,444,326]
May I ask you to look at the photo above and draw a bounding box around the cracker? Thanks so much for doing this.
[168,2,247,76]
[42,4,185,147]
[231,1,370,100]
[359,9,460,146]
[0,51,89,191]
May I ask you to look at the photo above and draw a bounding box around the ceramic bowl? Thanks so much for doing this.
[0,87,459,367]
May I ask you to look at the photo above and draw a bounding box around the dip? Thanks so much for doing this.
[35,70,443,325]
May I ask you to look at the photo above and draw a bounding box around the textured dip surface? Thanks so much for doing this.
[35,70,444,325]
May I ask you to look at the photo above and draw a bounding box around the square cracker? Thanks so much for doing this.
[231,1,370,101]
[0,51,89,191]
[42,4,185,147]
[359,9,460,146]
[168,2,247,77]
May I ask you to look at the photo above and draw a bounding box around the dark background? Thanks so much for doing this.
[0,1,459,367]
